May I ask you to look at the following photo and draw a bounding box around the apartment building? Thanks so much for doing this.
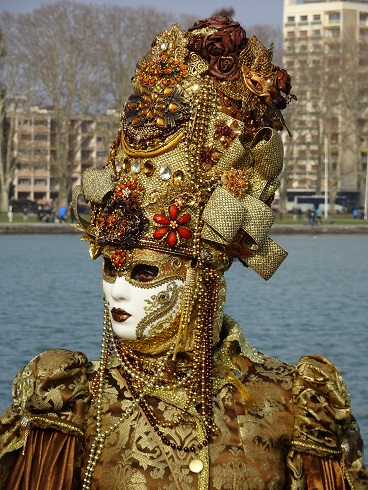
[13,106,119,205]
[282,0,368,208]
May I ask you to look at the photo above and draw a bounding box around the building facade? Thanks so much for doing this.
[12,106,119,206]
[282,0,368,210]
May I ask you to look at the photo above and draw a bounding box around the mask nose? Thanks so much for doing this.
[111,276,128,301]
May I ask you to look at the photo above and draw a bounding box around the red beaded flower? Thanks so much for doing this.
[111,249,126,269]
[153,204,192,247]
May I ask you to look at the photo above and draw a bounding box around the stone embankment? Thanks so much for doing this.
[0,222,367,235]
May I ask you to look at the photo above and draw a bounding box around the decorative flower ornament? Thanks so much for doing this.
[96,177,147,249]
[221,168,250,198]
[124,85,187,129]
[214,120,242,148]
[189,16,248,82]
[153,204,192,247]
[200,144,223,171]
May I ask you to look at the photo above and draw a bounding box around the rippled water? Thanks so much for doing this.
[0,233,367,457]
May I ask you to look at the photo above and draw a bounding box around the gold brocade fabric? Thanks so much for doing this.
[0,320,367,490]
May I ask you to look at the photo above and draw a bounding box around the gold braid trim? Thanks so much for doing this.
[30,416,85,438]
[0,438,26,459]
[121,130,184,158]
[290,440,341,455]
[340,454,356,490]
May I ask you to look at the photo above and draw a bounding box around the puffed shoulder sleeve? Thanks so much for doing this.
[286,355,368,490]
[0,349,91,489]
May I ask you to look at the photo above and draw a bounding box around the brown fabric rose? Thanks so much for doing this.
[276,68,292,95]
[188,15,248,82]
[204,31,231,58]
[210,53,239,81]
[189,15,243,33]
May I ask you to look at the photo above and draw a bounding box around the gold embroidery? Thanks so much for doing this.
[136,282,183,338]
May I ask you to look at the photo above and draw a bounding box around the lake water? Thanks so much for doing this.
[0,233,367,459]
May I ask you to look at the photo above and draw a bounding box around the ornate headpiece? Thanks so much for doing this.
[73,16,294,280]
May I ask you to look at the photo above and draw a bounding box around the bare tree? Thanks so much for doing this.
[13,1,106,207]
[94,6,177,110]
[0,14,29,213]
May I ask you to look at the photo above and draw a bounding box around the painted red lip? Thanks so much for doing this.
[111,308,132,322]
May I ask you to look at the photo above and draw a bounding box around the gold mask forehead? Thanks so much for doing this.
[102,246,189,287]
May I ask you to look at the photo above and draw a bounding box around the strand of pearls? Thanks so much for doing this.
[82,306,136,489]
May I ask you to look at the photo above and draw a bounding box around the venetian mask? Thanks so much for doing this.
[102,248,188,339]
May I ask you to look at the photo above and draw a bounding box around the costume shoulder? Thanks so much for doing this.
[0,348,91,460]
[286,354,368,489]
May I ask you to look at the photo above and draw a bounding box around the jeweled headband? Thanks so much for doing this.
[72,16,295,280]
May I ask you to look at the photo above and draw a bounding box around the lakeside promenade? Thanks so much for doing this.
[1,221,368,235]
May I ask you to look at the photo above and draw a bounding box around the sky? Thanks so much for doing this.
[0,0,285,28]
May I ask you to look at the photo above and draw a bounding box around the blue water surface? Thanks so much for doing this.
[0,233,367,458]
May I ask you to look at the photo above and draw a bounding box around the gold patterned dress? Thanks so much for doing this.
[0,317,367,490]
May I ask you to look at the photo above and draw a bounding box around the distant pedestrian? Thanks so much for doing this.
[58,205,67,223]
[68,201,75,223]
[7,205,13,223]
[22,206,28,221]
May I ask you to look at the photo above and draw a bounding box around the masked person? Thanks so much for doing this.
[0,15,367,490]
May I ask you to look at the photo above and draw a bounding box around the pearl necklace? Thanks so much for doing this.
[83,267,220,488]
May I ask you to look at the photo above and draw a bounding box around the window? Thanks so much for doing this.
[326,28,340,39]
[82,121,93,133]
[35,134,48,141]
[34,148,48,155]
[328,12,340,24]
[313,14,321,22]
[35,119,48,126]
[35,179,47,186]
[287,16,295,23]
[300,15,308,22]
[299,30,308,37]
[328,44,340,53]
[287,31,295,38]
[19,179,31,185]
[312,29,321,37]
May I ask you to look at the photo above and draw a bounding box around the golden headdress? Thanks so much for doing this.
[73,16,294,280]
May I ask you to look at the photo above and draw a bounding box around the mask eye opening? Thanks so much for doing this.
[131,263,159,282]
[103,257,118,278]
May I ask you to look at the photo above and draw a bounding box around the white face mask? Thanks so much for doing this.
[103,262,183,339]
